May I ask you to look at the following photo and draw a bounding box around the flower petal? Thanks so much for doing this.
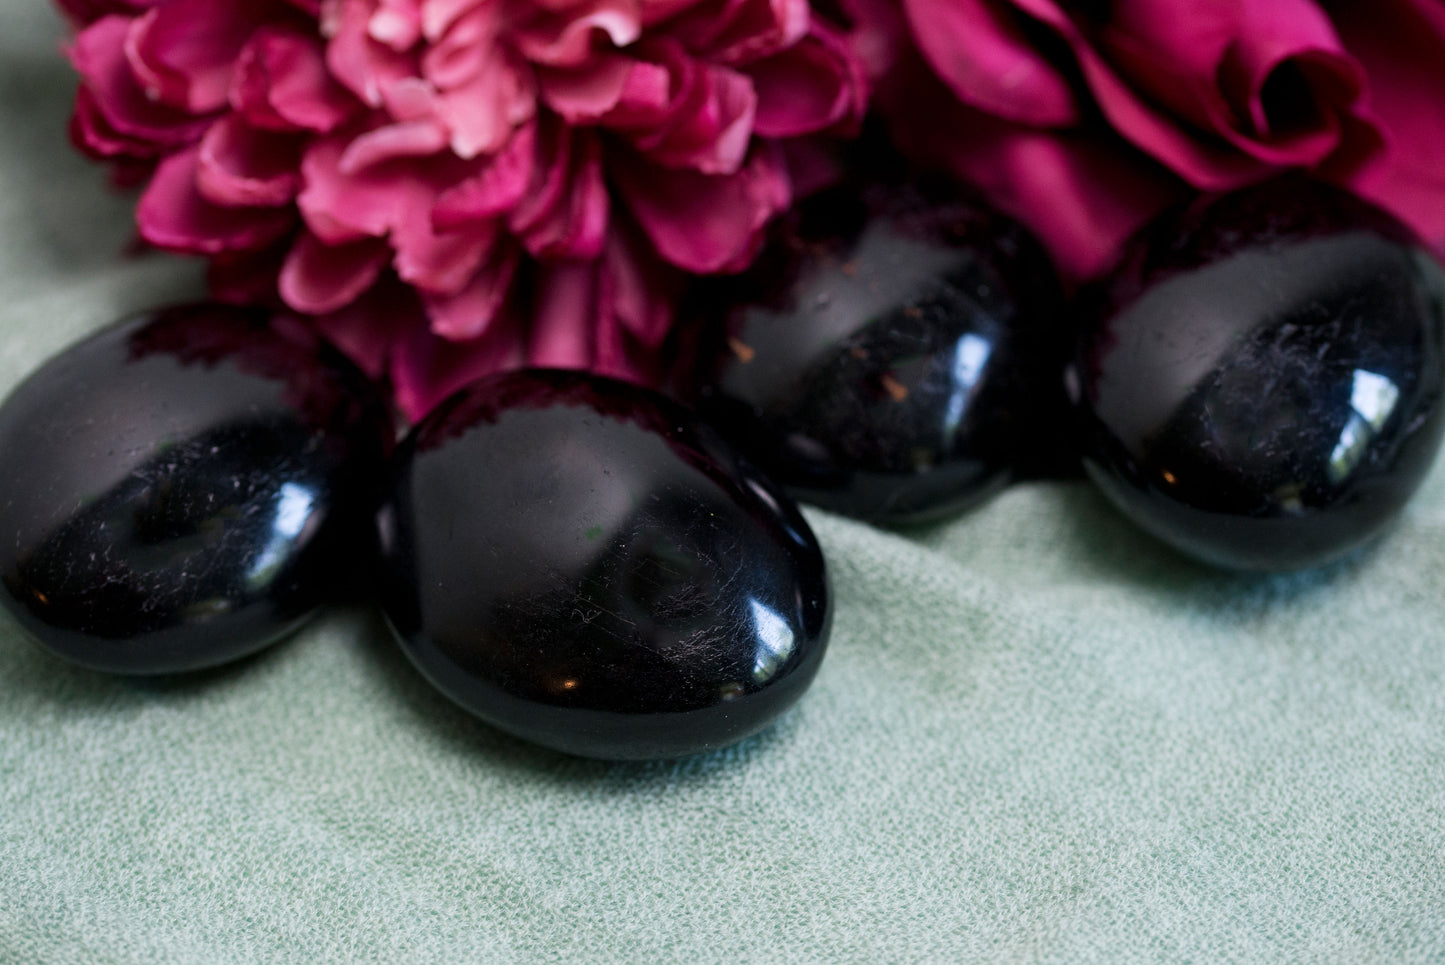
[901,0,1077,125]
[369,0,423,50]
[197,114,304,207]
[432,49,536,159]
[537,53,635,123]
[390,317,525,421]
[622,42,758,174]
[512,0,642,68]
[394,209,501,296]
[298,132,461,242]
[231,26,360,133]
[510,127,610,259]
[1333,0,1445,241]
[613,144,790,273]
[280,231,392,313]
[601,228,679,346]
[313,279,426,379]
[56,0,161,27]
[324,0,419,107]
[123,0,260,113]
[421,242,521,339]
[432,122,537,229]
[747,22,866,137]
[138,146,296,254]
[69,85,164,159]
[666,0,809,65]
[883,60,1179,283]
[340,117,451,172]
[529,260,599,370]
[70,16,212,147]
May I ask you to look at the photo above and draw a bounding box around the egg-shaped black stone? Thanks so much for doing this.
[0,304,391,673]
[688,181,1073,525]
[1072,178,1445,571]
[377,370,831,760]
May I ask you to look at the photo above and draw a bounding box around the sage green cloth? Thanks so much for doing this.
[3,6,1445,963]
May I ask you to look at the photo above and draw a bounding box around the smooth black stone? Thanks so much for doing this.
[377,370,831,760]
[1072,178,1445,571]
[0,304,391,673]
[687,182,1073,525]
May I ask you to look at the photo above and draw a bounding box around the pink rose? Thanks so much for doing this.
[870,0,1445,283]
[62,0,868,418]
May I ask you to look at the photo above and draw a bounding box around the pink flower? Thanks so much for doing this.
[868,0,1445,283]
[62,0,867,418]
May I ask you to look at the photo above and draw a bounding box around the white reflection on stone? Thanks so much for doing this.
[247,481,317,587]
[941,332,993,447]
[749,597,796,684]
[1328,369,1401,482]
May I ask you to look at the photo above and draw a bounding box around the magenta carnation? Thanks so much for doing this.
[61,0,868,417]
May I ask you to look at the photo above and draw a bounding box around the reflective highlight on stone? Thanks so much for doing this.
[1073,179,1445,571]
[377,370,831,760]
[0,304,391,673]
[690,182,1072,525]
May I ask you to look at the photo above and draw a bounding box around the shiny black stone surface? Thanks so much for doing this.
[377,370,831,760]
[1072,179,1445,571]
[688,182,1072,525]
[0,304,391,673]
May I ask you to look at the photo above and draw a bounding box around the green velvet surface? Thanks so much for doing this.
[3,6,1444,962]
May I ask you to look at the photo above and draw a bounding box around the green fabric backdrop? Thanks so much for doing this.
[2,6,1443,962]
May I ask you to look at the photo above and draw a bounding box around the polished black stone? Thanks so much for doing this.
[1072,178,1445,570]
[0,304,391,673]
[687,181,1073,525]
[377,370,831,760]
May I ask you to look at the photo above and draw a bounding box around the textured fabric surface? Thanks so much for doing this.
[3,7,1445,963]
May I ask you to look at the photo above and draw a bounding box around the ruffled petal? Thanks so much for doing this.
[369,0,424,50]
[511,0,642,68]
[197,114,304,207]
[138,146,296,254]
[422,241,521,339]
[747,21,866,137]
[537,53,635,123]
[393,208,501,296]
[510,126,611,259]
[432,122,537,229]
[323,0,419,108]
[665,0,809,65]
[621,41,757,174]
[122,0,263,113]
[69,85,164,159]
[279,231,392,312]
[70,16,213,147]
[231,26,360,133]
[432,52,536,159]
[613,144,790,273]
[298,132,464,242]
[56,0,161,28]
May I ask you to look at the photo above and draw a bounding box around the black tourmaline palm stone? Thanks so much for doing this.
[0,304,391,673]
[377,370,832,760]
[1072,178,1445,571]
[688,181,1073,525]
